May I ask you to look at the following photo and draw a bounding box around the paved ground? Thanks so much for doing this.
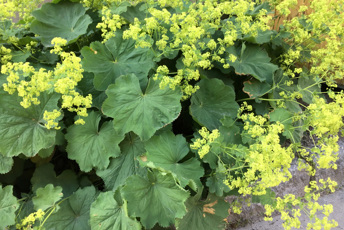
[235,188,344,230]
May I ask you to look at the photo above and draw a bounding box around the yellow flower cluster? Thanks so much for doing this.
[300,92,344,170]
[275,0,298,16]
[82,0,103,9]
[50,37,67,54]
[264,179,338,230]
[0,46,12,64]
[158,67,201,100]
[95,0,271,99]
[0,0,43,26]
[190,127,220,159]
[97,6,127,41]
[16,209,45,230]
[227,112,294,196]
[275,0,344,84]
[43,109,61,130]
[1,37,92,129]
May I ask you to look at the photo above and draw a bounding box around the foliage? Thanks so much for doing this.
[0,0,344,229]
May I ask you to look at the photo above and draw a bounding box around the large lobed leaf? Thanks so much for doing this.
[81,31,155,91]
[0,92,60,157]
[177,191,229,230]
[145,131,204,187]
[122,170,189,229]
[65,111,124,172]
[0,154,14,174]
[30,1,92,46]
[243,79,271,99]
[0,185,19,229]
[190,78,239,130]
[226,43,278,82]
[206,163,231,197]
[44,186,97,230]
[96,133,146,191]
[32,184,63,211]
[31,163,78,197]
[90,191,141,230]
[103,74,182,141]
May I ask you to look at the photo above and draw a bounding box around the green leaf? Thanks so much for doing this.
[246,1,272,16]
[190,78,239,130]
[206,163,230,197]
[0,185,19,229]
[30,2,92,46]
[200,150,218,170]
[90,191,141,230]
[0,92,60,157]
[13,194,35,229]
[0,20,20,41]
[37,50,59,65]
[103,74,182,141]
[122,170,189,229]
[109,1,131,15]
[31,163,78,197]
[269,108,293,126]
[81,31,155,91]
[297,75,321,104]
[65,111,124,172]
[77,72,106,109]
[11,50,31,62]
[37,145,55,158]
[226,43,278,82]
[32,184,63,211]
[270,108,304,143]
[0,154,13,174]
[243,79,271,98]
[0,74,6,87]
[178,191,229,230]
[44,186,97,230]
[269,108,293,136]
[252,188,276,205]
[243,30,275,44]
[120,2,149,23]
[96,133,146,191]
[199,68,234,87]
[218,117,243,146]
[0,157,25,185]
[269,69,302,114]
[145,131,204,187]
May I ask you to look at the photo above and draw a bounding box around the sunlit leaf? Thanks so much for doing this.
[226,43,278,82]
[103,74,182,141]
[206,163,230,197]
[90,191,141,230]
[190,78,239,130]
[145,131,203,187]
[122,170,189,229]
[30,2,92,46]
[0,92,60,157]
[65,111,124,172]
[96,133,146,191]
[44,186,97,230]
[0,185,18,229]
[0,154,13,174]
[243,79,271,98]
[178,191,229,230]
[32,184,63,211]
[252,188,276,206]
[81,31,155,91]
[297,75,321,104]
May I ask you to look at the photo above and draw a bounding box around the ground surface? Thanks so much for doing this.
[234,187,344,230]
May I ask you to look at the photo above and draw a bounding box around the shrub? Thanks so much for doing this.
[0,0,343,229]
